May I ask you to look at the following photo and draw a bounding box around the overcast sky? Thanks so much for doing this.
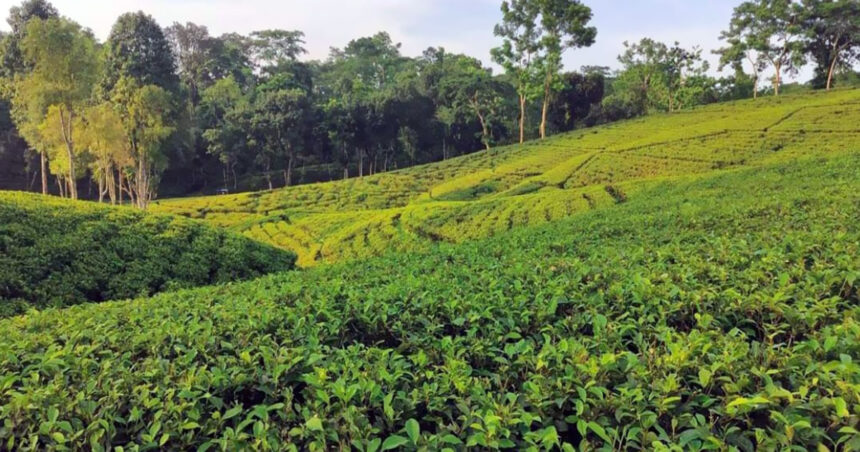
[0,0,815,82]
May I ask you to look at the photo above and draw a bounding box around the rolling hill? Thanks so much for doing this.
[0,149,857,449]
[152,89,860,266]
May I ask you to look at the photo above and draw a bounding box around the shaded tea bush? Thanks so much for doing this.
[0,192,296,317]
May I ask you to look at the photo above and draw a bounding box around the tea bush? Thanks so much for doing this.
[0,192,296,316]
[151,89,860,267]
[0,152,857,450]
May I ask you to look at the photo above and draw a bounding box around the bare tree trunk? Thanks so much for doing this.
[827,56,838,91]
[57,176,65,198]
[58,107,78,199]
[40,151,47,195]
[518,94,526,144]
[773,62,781,96]
[265,160,273,190]
[540,72,551,139]
[231,163,238,190]
[359,151,364,178]
[284,154,294,187]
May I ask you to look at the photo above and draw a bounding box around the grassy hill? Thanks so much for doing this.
[0,150,857,450]
[152,89,860,266]
[0,192,296,317]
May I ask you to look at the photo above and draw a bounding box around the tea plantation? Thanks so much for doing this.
[0,192,296,317]
[152,89,860,267]
[0,148,858,450]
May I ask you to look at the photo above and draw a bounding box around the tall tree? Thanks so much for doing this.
[199,76,248,189]
[533,0,596,139]
[802,0,859,90]
[249,87,311,187]
[493,0,541,144]
[0,0,58,77]
[110,77,174,208]
[79,102,129,203]
[0,0,59,194]
[715,29,768,99]
[249,29,306,70]
[16,17,99,199]
[101,11,178,96]
[165,22,216,105]
[719,0,805,96]
[440,57,507,151]
[613,38,710,113]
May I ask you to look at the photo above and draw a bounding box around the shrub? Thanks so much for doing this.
[0,192,296,316]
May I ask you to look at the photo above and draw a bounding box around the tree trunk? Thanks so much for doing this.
[58,107,77,200]
[773,62,781,96]
[753,75,758,99]
[540,72,551,139]
[284,154,294,187]
[359,151,364,178]
[518,94,526,144]
[265,160,273,190]
[471,95,491,151]
[827,55,838,91]
[40,151,48,195]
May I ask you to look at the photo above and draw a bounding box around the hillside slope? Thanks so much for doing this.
[1,152,857,450]
[0,192,296,317]
[152,89,860,266]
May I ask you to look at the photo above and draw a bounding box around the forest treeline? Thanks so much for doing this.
[0,0,857,205]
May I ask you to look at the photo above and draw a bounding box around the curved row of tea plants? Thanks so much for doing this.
[152,89,860,267]
[1,152,857,450]
[0,192,297,317]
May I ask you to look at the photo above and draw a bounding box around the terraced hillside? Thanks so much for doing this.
[152,89,860,266]
[2,152,857,450]
[0,192,296,317]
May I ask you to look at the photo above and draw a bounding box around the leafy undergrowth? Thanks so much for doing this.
[151,89,860,267]
[1,152,857,450]
[0,192,296,317]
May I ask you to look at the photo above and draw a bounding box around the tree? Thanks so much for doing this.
[715,30,768,99]
[249,29,306,70]
[79,103,129,203]
[249,88,311,188]
[199,76,248,189]
[533,0,596,139]
[441,57,507,150]
[548,70,604,132]
[111,77,175,208]
[802,0,859,90]
[101,12,178,96]
[612,38,710,113]
[0,0,59,194]
[493,0,541,144]
[165,22,216,105]
[16,17,99,199]
[718,0,805,96]
[0,0,57,77]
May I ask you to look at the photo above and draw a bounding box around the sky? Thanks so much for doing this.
[0,0,815,82]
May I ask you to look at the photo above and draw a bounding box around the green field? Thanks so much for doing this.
[1,89,859,450]
[152,89,860,266]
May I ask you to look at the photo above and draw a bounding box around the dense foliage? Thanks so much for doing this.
[0,151,857,450]
[0,191,296,317]
[152,89,860,266]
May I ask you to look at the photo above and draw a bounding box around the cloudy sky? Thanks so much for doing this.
[0,0,814,82]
